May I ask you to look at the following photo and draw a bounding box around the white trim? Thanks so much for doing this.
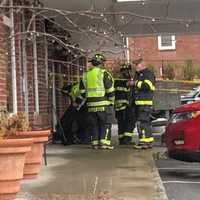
[22,7,29,116]
[33,14,39,114]
[158,167,200,170]
[10,0,17,114]
[126,37,130,62]
[158,35,176,50]
[163,181,200,184]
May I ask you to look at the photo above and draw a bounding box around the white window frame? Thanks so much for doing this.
[158,35,176,51]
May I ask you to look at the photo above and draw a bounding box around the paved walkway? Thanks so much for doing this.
[17,145,166,200]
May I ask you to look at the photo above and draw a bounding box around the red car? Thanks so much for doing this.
[165,101,200,162]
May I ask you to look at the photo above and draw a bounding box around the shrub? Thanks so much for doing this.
[195,65,200,79]
[0,112,30,138]
[183,59,196,80]
[147,64,155,73]
[163,63,175,80]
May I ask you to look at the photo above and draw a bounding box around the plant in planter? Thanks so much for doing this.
[14,113,50,179]
[0,112,31,138]
[1,112,50,179]
[0,111,33,200]
[18,129,50,179]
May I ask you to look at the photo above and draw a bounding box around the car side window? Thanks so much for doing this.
[196,92,200,98]
[170,112,192,123]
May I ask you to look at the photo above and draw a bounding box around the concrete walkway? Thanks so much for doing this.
[18,145,166,200]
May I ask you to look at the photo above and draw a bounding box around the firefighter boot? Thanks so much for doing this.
[100,144,114,150]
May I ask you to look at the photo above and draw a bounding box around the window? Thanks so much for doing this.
[158,35,176,50]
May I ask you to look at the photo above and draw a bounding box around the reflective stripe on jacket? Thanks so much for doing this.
[134,68,156,106]
[114,79,130,111]
[81,66,115,108]
[69,83,80,102]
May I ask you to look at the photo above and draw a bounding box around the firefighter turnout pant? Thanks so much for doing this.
[136,105,154,144]
[116,107,135,145]
[87,111,111,147]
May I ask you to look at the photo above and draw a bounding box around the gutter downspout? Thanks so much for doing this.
[10,0,17,114]
[126,37,130,63]
[22,3,29,116]
[52,63,57,132]
[33,11,39,114]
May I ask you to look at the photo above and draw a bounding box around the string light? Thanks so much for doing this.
[142,1,145,6]
[2,3,199,63]
[103,18,107,22]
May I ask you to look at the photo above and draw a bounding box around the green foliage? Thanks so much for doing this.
[163,63,175,80]
[183,59,196,80]
[195,65,200,79]
[147,64,155,73]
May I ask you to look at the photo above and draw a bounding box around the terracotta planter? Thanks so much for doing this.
[16,130,50,179]
[0,138,33,200]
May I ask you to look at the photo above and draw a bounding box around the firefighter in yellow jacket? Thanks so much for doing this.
[76,53,115,150]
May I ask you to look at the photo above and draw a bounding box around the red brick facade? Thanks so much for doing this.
[128,34,200,77]
[0,1,86,130]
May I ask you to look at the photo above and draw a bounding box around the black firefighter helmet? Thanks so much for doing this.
[90,53,106,66]
[120,63,132,72]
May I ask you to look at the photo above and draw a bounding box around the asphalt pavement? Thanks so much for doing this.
[156,158,200,200]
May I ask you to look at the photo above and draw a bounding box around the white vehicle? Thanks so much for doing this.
[181,86,200,104]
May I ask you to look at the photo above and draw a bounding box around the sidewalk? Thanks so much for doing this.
[17,145,168,200]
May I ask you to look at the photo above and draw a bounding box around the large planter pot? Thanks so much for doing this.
[0,138,33,200]
[16,130,50,179]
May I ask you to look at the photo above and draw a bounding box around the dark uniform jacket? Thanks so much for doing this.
[114,79,130,111]
[134,68,156,106]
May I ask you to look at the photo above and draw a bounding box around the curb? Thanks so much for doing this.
[152,159,169,200]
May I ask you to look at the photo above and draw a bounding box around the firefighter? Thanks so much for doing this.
[76,53,115,150]
[131,58,156,149]
[59,82,90,145]
[55,82,79,145]
[115,63,135,145]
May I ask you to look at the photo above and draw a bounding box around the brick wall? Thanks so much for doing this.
[0,1,86,130]
[128,34,200,77]
[0,17,9,110]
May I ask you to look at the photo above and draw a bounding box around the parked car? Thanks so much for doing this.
[151,118,168,145]
[181,86,200,104]
[165,101,200,162]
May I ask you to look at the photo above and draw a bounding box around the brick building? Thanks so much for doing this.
[0,0,86,130]
[128,34,200,78]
